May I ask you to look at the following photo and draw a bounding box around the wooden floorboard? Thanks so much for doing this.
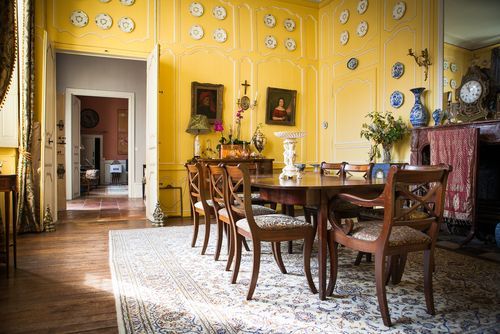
[0,215,190,334]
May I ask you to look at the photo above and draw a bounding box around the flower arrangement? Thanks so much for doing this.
[360,110,408,162]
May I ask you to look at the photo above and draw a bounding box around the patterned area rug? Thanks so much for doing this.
[109,226,500,333]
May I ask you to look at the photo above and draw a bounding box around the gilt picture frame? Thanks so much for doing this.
[191,82,224,124]
[265,87,297,126]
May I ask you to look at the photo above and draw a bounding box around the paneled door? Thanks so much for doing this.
[145,44,159,221]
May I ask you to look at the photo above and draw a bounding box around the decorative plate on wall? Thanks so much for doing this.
[118,17,134,33]
[120,0,135,5]
[95,13,112,30]
[189,2,204,17]
[357,0,368,14]
[264,14,276,28]
[70,10,89,27]
[99,0,111,3]
[357,21,368,37]
[284,18,296,32]
[347,57,359,70]
[392,1,406,20]
[443,59,450,70]
[213,6,226,20]
[443,77,448,87]
[264,35,277,49]
[391,62,404,79]
[285,38,296,51]
[340,31,349,45]
[450,79,457,89]
[213,28,227,43]
[390,91,404,108]
[81,108,99,128]
[189,25,204,40]
[339,9,349,24]
[450,62,458,72]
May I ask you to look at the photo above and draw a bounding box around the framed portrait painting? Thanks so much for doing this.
[265,87,297,126]
[191,81,224,124]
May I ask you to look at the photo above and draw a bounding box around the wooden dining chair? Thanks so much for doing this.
[224,163,317,300]
[185,162,216,255]
[207,164,275,269]
[326,164,451,327]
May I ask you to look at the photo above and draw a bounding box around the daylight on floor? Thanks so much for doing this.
[1,0,499,332]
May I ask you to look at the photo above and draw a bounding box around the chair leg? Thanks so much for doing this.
[354,252,364,266]
[303,232,317,294]
[375,253,391,327]
[423,250,435,315]
[326,238,338,296]
[231,235,243,283]
[223,224,230,254]
[243,238,251,251]
[288,241,293,254]
[214,220,223,261]
[225,226,234,271]
[271,242,287,274]
[201,214,211,255]
[191,212,200,248]
[246,240,261,300]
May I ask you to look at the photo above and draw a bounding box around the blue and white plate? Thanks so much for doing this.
[347,57,358,70]
[391,62,404,79]
[390,91,404,108]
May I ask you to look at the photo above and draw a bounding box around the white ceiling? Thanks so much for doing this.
[445,0,500,50]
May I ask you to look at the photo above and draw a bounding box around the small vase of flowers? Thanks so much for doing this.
[360,111,408,163]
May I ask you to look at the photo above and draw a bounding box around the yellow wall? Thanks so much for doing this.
[35,0,440,216]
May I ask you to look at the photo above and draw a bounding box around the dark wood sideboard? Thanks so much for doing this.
[410,120,500,243]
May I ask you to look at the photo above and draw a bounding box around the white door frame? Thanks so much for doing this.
[81,134,105,184]
[65,88,135,198]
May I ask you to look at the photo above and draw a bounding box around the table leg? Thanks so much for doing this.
[318,190,328,300]
[12,191,17,268]
[4,195,10,278]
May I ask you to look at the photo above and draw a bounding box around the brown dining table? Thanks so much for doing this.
[251,171,385,300]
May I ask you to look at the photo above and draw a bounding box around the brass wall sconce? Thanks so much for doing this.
[57,120,64,131]
[408,48,432,81]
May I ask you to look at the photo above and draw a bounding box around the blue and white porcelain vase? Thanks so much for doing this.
[432,109,442,126]
[409,87,429,127]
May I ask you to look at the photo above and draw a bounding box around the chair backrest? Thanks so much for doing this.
[342,163,374,179]
[224,164,259,233]
[320,162,345,176]
[185,162,210,210]
[207,164,226,211]
[378,164,451,247]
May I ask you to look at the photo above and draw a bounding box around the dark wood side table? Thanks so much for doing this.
[0,174,17,277]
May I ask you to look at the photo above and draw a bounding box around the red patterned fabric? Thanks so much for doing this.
[428,128,478,222]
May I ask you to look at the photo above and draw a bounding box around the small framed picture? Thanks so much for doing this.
[191,81,224,124]
[265,87,297,126]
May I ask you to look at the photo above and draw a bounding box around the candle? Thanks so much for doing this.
[255,91,258,100]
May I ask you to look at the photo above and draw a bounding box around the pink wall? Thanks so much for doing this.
[79,96,128,161]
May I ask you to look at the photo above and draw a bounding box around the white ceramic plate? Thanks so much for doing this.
[392,1,406,20]
[212,6,226,20]
[357,21,368,37]
[347,58,359,70]
[339,9,349,24]
[443,77,448,87]
[340,31,349,45]
[357,0,368,14]
[189,25,204,40]
[264,35,277,49]
[189,2,204,17]
[264,14,276,28]
[450,79,457,89]
[390,91,404,108]
[284,18,296,32]
[443,59,449,70]
[95,13,112,30]
[391,62,405,79]
[118,17,134,33]
[285,38,296,51]
[70,10,89,28]
[120,0,135,5]
[213,28,227,43]
[450,63,458,73]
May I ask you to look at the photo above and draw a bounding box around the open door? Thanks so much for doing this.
[65,94,81,199]
[40,31,57,222]
[145,45,159,221]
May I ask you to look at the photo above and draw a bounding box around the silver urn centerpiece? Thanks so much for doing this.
[251,123,266,157]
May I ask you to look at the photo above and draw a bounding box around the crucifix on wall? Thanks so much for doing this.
[241,80,250,95]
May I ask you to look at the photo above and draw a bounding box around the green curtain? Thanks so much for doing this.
[17,0,40,233]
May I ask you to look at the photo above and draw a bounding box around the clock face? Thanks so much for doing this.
[459,80,482,104]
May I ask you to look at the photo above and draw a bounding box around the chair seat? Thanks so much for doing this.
[194,200,218,210]
[218,205,276,218]
[236,214,310,232]
[349,221,431,247]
